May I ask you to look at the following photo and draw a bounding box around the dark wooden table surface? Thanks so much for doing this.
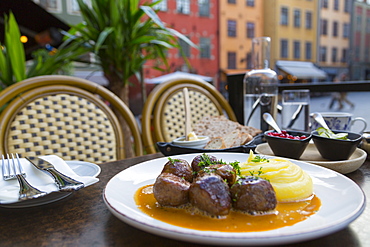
[1,153,369,247]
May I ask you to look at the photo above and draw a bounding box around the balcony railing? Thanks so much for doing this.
[227,73,370,125]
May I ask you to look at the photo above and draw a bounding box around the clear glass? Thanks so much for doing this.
[243,37,278,131]
[282,90,310,132]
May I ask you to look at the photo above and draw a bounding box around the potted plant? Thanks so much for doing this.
[62,0,196,156]
[0,12,82,91]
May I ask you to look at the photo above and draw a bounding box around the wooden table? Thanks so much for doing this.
[1,153,369,247]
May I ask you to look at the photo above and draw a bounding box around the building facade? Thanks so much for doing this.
[263,0,324,83]
[145,0,220,84]
[318,0,352,80]
[30,0,370,83]
[350,0,370,80]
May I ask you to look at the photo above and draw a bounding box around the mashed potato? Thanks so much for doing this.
[240,152,313,202]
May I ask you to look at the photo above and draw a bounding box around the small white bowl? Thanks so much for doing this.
[172,136,209,149]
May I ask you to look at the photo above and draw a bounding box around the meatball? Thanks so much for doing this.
[153,173,191,206]
[230,176,277,213]
[189,173,231,216]
[210,164,236,186]
[191,154,218,174]
[161,158,193,182]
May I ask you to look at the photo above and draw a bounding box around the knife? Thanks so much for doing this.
[26,156,84,192]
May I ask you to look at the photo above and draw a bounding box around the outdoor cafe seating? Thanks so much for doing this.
[141,77,236,154]
[0,75,143,162]
[1,74,370,247]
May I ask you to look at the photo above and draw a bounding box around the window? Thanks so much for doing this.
[179,36,191,57]
[177,0,190,14]
[39,0,61,12]
[321,19,328,35]
[228,20,237,37]
[333,21,338,37]
[320,46,327,62]
[294,41,300,59]
[305,42,312,60]
[356,16,362,31]
[227,52,237,69]
[280,39,288,58]
[246,52,252,69]
[343,23,350,38]
[332,47,337,63]
[341,48,348,63]
[334,0,339,10]
[305,11,312,29]
[294,9,301,27]
[281,7,289,25]
[228,0,236,3]
[198,0,210,17]
[322,0,328,8]
[246,22,255,38]
[67,0,80,14]
[153,0,167,11]
[246,0,254,7]
[344,0,350,13]
[199,37,211,58]
[367,17,370,34]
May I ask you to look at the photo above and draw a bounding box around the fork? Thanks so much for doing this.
[2,154,47,201]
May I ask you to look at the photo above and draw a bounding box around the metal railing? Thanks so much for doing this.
[227,73,370,125]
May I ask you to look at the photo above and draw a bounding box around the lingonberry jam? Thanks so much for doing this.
[267,130,308,140]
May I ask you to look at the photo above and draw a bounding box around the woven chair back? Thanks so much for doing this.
[0,76,143,162]
[141,77,236,154]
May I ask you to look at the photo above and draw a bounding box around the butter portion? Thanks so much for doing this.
[187,131,199,141]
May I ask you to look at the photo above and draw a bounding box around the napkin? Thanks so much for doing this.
[0,155,99,204]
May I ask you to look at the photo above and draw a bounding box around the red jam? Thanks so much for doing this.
[267,130,308,140]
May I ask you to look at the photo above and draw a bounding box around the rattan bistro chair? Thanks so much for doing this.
[0,75,143,163]
[141,77,237,154]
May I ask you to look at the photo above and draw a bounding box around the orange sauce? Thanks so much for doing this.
[135,185,321,232]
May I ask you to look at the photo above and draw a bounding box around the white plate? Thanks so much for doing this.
[256,143,367,174]
[103,153,365,246]
[0,161,100,208]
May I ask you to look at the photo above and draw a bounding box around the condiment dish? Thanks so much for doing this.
[312,130,362,160]
[264,130,312,159]
[172,136,210,149]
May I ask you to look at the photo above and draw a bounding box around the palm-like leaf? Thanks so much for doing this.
[69,0,195,87]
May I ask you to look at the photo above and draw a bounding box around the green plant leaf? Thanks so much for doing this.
[5,12,26,81]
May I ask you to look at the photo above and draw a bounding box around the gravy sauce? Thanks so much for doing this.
[135,185,321,232]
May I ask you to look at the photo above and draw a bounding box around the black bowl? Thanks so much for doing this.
[264,130,312,159]
[312,130,362,161]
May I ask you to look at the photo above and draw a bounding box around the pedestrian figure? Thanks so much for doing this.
[328,73,354,110]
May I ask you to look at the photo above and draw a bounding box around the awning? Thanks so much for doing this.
[0,0,70,59]
[145,71,213,84]
[276,61,327,79]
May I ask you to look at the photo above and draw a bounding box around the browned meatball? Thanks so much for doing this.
[197,164,236,186]
[153,173,191,206]
[161,158,193,182]
[230,176,277,213]
[189,173,231,216]
[191,154,218,174]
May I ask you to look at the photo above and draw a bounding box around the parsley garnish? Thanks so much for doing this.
[229,161,241,176]
[168,157,181,164]
[251,155,269,163]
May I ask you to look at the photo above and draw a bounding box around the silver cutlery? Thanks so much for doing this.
[2,154,47,201]
[26,156,84,192]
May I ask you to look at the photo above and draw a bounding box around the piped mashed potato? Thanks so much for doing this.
[240,151,313,202]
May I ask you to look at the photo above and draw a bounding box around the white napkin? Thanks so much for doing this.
[0,155,99,204]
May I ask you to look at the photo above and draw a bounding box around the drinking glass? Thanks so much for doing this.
[281,90,310,132]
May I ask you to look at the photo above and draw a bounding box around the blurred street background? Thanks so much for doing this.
[310,92,370,133]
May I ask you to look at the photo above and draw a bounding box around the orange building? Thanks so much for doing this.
[219,0,264,73]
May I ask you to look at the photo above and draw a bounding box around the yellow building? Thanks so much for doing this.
[263,0,326,82]
[318,0,351,80]
[219,0,264,74]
